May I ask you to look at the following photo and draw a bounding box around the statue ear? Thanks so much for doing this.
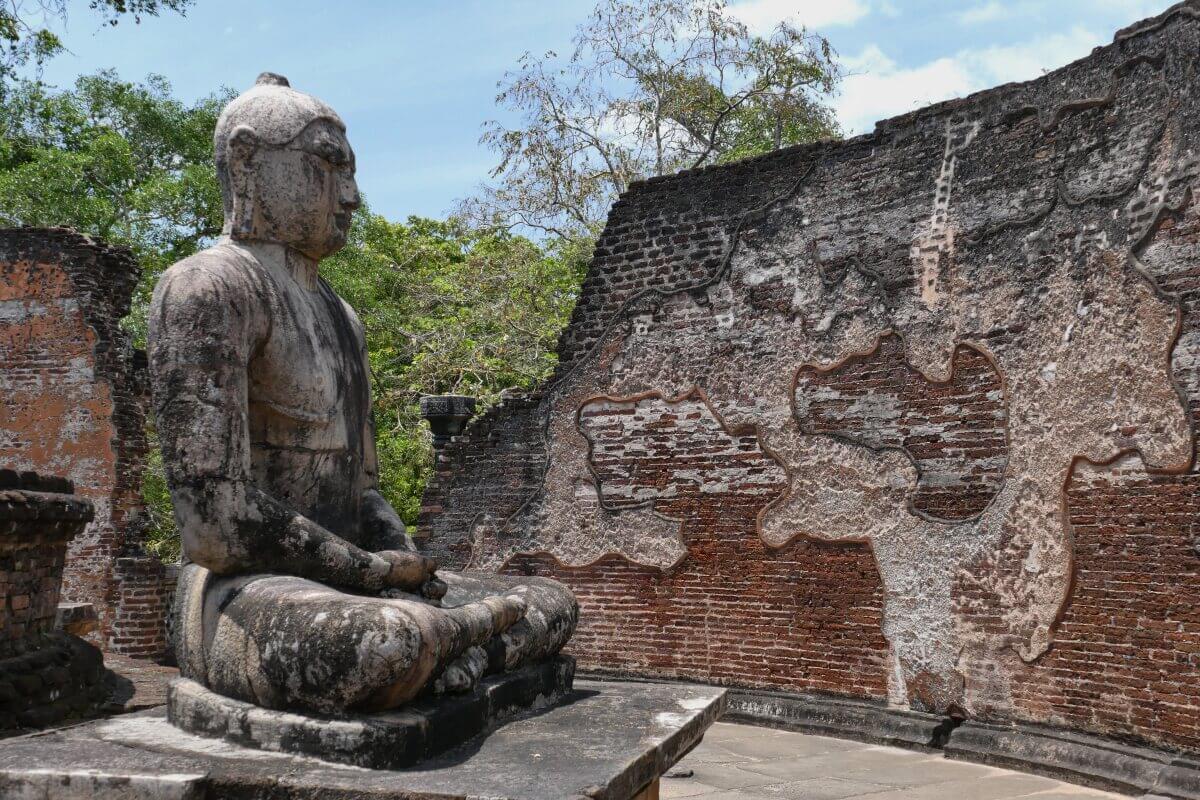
[227,124,261,238]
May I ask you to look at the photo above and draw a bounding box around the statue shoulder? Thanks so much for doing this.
[150,244,272,341]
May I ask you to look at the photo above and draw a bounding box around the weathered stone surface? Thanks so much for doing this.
[167,656,574,768]
[0,770,206,800]
[147,73,577,720]
[945,719,1200,797]
[422,0,1200,753]
[724,688,953,751]
[0,679,725,800]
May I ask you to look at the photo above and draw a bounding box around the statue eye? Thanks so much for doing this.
[309,140,348,167]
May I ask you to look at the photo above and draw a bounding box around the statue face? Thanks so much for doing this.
[236,119,361,259]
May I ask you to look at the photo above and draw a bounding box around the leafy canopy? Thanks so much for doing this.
[322,213,587,523]
[0,1,193,91]
[460,0,841,239]
[0,70,229,342]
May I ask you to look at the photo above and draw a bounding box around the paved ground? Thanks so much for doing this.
[663,722,1127,800]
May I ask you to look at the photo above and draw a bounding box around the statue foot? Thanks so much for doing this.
[435,645,489,693]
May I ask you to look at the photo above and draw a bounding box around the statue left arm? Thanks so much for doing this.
[362,486,415,552]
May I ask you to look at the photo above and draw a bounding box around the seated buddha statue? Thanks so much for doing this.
[147,73,577,715]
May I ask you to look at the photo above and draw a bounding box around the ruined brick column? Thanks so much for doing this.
[0,228,169,659]
[0,469,107,731]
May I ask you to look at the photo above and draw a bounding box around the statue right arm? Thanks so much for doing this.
[148,261,430,591]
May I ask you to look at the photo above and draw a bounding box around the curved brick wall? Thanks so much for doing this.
[424,2,1200,756]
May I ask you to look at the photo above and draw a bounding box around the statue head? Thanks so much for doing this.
[214,73,360,259]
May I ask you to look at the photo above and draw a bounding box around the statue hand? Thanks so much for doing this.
[375,550,437,591]
[421,577,448,601]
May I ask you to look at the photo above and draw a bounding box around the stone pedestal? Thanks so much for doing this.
[0,679,726,799]
[167,656,576,769]
[0,470,107,732]
[420,394,477,449]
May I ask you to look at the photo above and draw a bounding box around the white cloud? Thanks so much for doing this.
[962,26,1100,83]
[836,47,976,135]
[956,1,1008,25]
[727,0,870,33]
[835,26,1103,135]
[877,0,901,19]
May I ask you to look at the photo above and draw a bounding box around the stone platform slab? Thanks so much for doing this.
[0,679,726,800]
[664,721,1129,799]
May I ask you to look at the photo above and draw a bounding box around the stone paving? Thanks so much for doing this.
[663,722,1127,800]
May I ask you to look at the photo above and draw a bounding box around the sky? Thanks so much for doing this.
[25,0,1177,223]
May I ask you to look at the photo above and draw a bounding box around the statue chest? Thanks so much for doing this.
[247,281,370,452]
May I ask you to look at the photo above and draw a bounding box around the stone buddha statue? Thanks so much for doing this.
[148,73,576,715]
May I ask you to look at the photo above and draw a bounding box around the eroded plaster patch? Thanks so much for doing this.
[455,20,1199,715]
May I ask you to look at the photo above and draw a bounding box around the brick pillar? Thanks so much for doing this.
[0,469,107,731]
[109,553,175,660]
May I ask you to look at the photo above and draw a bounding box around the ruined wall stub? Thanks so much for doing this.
[423,3,1200,752]
[0,228,167,657]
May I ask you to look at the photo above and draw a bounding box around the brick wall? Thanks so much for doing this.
[0,228,170,659]
[0,469,107,731]
[423,2,1200,756]
[0,470,90,649]
[110,554,175,660]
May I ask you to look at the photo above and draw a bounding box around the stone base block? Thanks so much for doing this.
[167,656,576,769]
[56,602,98,637]
[0,678,726,800]
[723,687,953,750]
[0,631,107,734]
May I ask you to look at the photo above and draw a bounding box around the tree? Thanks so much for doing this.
[0,68,583,552]
[0,70,230,341]
[322,212,586,523]
[461,0,841,239]
[0,1,193,91]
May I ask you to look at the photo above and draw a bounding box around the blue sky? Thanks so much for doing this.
[28,0,1175,222]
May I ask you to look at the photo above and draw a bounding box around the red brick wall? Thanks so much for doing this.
[109,554,175,659]
[423,3,1200,756]
[0,229,169,659]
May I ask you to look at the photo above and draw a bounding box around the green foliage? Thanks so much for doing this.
[0,71,230,344]
[322,212,586,522]
[140,425,180,563]
[0,1,193,91]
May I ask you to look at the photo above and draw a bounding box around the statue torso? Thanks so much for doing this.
[216,242,373,541]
